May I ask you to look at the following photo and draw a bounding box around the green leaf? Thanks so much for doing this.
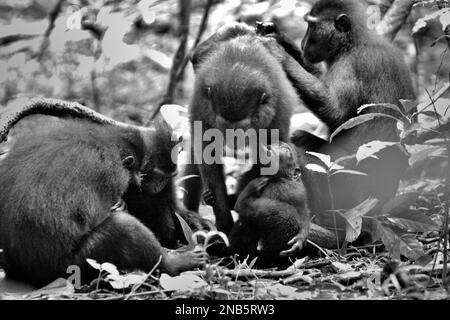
[305,163,328,174]
[101,262,119,275]
[381,192,420,215]
[86,258,101,270]
[399,99,419,115]
[397,234,424,261]
[159,274,207,291]
[358,103,405,117]
[330,113,400,141]
[306,151,332,168]
[331,169,367,176]
[329,163,344,171]
[356,141,398,164]
[373,222,424,261]
[338,198,379,242]
[387,210,440,233]
[373,222,401,260]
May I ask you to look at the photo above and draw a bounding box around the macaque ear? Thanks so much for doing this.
[122,156,135,169]
[335,14,351,32]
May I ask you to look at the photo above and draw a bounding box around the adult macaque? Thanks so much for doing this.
[261,0,415,233]
[183,23,301,234]
[0,99,207,287]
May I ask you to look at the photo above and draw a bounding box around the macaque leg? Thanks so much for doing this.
[74,212,207,283]
[198,162,233,234]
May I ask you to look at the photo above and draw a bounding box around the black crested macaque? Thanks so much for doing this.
[0,99,207,287]
[261,0,415,234]
[122,117,212,249]
[230,143,310,267]
[182,23,300,234]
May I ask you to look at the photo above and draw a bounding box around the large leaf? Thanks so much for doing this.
[330,113,400,141]
[338,198,379,242]
[331,169,367,176]
[358,103,405,118]
[397,234,425,261]
[306,151,332,168]
[305,163,328,174]
[373,222,424,261]
[356,141,398,164]
[381,192,420,215]
[399,99,419,115]
[387,210,440,233]
[373,222,401,260]
[159,274,207,292]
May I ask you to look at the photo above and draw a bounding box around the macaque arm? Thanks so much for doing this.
[282,56,358,131]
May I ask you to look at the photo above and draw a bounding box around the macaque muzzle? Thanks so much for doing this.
[144,168,177,194]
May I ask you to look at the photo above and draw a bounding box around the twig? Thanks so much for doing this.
[307,239,331,258]
[175,0,215,83]
[125,255,162,300]
[150,0,192,121]
[34,0,64,60]
[0,34,38,46]
[186,259,331,280]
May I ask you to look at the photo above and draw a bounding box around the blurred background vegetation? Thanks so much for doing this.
[0,0,448,122]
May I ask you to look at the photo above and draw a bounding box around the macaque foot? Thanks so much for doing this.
[280,233,308,257]
[164,248,208,275]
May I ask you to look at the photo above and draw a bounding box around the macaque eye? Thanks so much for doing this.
[293,167,302,180]
[260,93,269,105]
[204,86,212,99]
[122,156,135,169]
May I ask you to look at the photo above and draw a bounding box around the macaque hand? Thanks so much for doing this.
[280,233,307,257]
[245,177,270,197]
[202,188,216,206]
[255,21,279,37]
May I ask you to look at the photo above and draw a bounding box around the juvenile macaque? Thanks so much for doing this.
[230,143,310,267]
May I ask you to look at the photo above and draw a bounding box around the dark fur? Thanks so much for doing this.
[231,143,310,267]
[0,118,206,287]
[269,0,415,230]
[182,24,299,233]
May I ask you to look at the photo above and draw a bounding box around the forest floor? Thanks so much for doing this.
[0,178,449,300]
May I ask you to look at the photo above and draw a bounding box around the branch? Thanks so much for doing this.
[150,0,192,120]
[185,258,331,280]
[175,0,215,83]
[0,34,38,46]
[376,0,417,40]
[34,0,64,60]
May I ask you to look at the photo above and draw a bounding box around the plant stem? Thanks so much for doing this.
[327,174,341,256]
